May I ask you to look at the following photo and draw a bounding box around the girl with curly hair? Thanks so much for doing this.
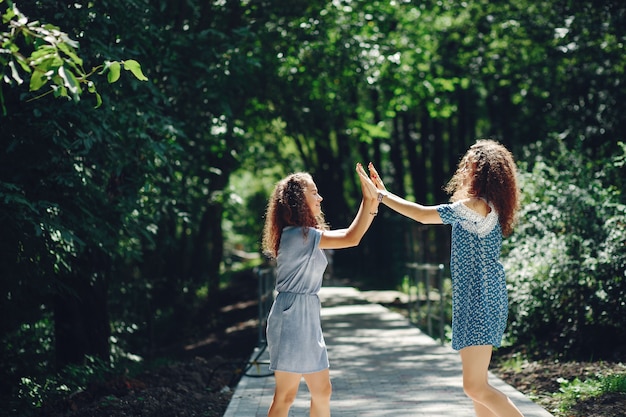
[262,163,379,417]
[369,139,524,417]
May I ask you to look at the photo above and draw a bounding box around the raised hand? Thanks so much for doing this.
[368,162,388,192]
[356,163,378,200]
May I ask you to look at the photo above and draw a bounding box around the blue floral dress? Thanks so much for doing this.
[266,226,329,373]
[437,200,508,351]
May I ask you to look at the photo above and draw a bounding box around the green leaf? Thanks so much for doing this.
[8,60,23,84]
[13,54,31,72]
[123,59,148,81]
[107,61,121,83]
[2,4,17,24]
[87,81,103,108]
[50,78,68,98]
[57,42,83,67]
[93,91,102,108]
[29,45,57,63]
[58,66,81,99]
[29,71,48,92]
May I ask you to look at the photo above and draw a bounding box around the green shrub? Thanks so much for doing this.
[503,142,626,358]
[11,356,113,417]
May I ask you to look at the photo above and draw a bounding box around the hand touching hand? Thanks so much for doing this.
[368,162,388,192]
[356,163,378,200]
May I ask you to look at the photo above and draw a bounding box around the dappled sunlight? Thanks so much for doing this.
[318,288,548,415]
[184,335,219,351]
[220,299,257,313]
[225,318,258,334]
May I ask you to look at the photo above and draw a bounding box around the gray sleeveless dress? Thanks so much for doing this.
[266,226,329,373]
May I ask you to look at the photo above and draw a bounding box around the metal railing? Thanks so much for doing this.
[405,263,447,344]
[254,266,276,347]
[255,263,448,345]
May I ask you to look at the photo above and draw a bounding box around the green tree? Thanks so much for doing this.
[1,0,155,378]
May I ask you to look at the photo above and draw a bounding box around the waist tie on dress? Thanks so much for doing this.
[277,291,319,297]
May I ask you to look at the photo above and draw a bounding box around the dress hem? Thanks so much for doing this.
[268,365,330,374]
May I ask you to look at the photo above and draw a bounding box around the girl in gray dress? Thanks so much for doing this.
[261,163,379,417]
[369,140,524,417]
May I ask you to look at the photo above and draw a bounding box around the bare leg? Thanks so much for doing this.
[268,371,302,417]
[303,368,332,417]
[473,401,498,417]
[459,345,524,417]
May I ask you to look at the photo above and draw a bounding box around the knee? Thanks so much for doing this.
[274,390,298,406]
[312,380,332,401]
[463,379,488,402]
[323,380,333,399]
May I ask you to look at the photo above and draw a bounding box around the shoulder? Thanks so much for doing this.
[436,200,465,215]
[438,198,495,226]
[282,226,322,241]
[461,198,491,217]
[282,225,299,236]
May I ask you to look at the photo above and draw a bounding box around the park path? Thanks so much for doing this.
[224,286,554,417]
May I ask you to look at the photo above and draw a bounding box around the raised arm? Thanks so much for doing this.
[319,163,380,249]
[368,162,443,225]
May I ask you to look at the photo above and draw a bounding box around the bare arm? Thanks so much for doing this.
[319,163,379,249]
[378,191,443,224]
[368,162,443,225]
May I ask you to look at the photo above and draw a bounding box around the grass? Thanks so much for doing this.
[496,352,528,373]
[554,372,626,414]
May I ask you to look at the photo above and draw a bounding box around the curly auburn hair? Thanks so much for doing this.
[444,139,520,237]
[261,172,328,259]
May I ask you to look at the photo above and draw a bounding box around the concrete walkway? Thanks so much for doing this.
[223,286,553,417]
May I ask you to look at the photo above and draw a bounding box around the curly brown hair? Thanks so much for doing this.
[444,139,520,237]
[261,172,328,259]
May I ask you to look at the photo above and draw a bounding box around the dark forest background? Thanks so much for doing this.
[1,0,625,414]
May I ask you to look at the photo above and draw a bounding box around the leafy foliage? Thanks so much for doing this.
[14,355,114,416]
[0,0,146,112]
[504,141,626,358]
[554,372,626,415]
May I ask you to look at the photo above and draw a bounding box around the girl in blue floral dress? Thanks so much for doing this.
[369,140,524,417]
[261,164,379,417]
